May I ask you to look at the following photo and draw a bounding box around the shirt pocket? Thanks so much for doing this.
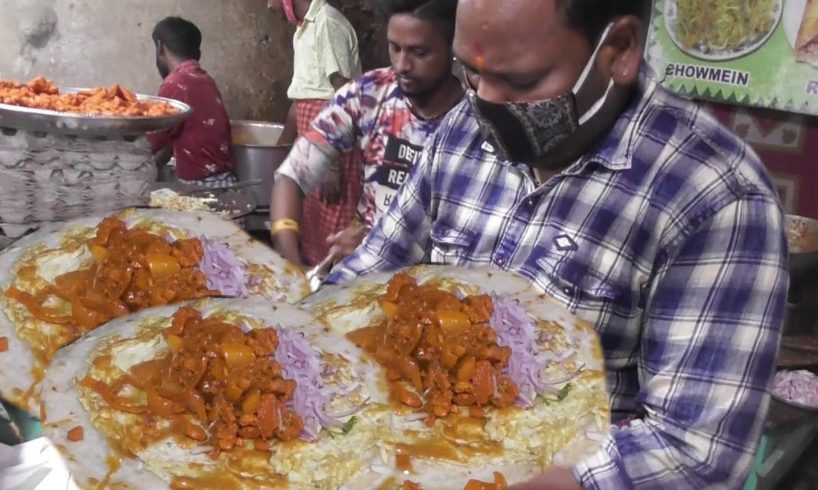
[429,223,475,265]
[534,248,639,313]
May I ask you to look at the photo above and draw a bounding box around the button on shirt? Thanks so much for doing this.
[328,69,789,488]
[287,0,361,101]
[146,60,234,181]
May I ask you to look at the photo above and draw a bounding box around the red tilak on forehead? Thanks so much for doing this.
[473,42,485,71]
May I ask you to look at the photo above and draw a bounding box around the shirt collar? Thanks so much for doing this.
[303,0,326,22]
[570,64,658,174]
[170,59,200,76]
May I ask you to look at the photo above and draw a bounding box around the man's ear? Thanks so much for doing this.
[597,16,644,86]
[156,40,165,58]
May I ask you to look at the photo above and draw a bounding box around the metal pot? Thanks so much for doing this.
[230,120,292,207]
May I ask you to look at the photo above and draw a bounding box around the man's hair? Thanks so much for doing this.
[556,0,650,42]
[152,16,202,61]
[375,0,459,43]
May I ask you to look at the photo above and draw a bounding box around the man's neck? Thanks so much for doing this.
[169,58,195,72]
[406,76,463,120]
[295,0,311,20]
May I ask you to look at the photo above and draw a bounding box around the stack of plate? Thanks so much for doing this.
[0,91,191,234]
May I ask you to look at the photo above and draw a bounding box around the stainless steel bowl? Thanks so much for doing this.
[0,88,191,137]
[231,120,292,207]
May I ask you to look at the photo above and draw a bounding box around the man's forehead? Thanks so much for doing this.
[387,14,441,46]
[456,0,562,35]
[454,0,564,57]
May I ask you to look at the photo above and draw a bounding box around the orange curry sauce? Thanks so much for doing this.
[81,307,303,462]
[347,273,519,424]
[4,216,219,356]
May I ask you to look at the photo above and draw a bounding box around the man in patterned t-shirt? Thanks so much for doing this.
[270,0,463,268]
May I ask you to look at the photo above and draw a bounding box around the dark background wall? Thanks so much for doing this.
[0,0,389,123]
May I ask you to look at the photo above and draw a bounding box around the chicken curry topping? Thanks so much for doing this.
[0,77,179,116]
[5,216,218,343]
[81,307,303,459]
[347,273,519,423]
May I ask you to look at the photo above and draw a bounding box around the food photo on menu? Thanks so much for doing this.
[1,0,818,489]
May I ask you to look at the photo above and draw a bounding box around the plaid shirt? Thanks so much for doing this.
[327,70,788,488]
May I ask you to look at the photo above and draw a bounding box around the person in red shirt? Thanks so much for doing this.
[147,17,236,187]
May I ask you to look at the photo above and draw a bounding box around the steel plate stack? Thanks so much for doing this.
[0,91,191,241]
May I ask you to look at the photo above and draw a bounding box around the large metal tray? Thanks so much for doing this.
[0,88,192,137]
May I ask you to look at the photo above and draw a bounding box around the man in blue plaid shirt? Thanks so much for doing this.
[327,0,788,488]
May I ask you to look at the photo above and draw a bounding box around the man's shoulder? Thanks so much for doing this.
[623,86,780,227]
[319,4,357,37]
[343,68,398,101]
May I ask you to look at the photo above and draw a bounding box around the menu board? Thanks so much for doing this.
[646,0,818,116]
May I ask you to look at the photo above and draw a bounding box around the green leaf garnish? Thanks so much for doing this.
[541,383,574,406]
[326,416,358,438]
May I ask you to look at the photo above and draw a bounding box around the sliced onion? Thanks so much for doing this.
[491,295,582,407]
[276,326,366,439]
[198,237,248,297]
[773,369,818,408]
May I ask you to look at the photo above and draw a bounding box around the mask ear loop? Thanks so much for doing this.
[572,22,616,125]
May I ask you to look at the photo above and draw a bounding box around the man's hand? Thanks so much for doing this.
[507,467,581,490]
[319,165,342,204]
[326,223,367,263]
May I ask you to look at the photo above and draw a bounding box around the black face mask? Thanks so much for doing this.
[466,24,615,163]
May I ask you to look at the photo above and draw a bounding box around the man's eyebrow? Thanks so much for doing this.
[456,55,546,82]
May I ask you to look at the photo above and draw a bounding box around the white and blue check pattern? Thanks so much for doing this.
[327,69,788,489]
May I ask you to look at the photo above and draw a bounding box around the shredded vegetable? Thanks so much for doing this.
[198,237,248,298]
[675,0,777,52]
[275,326,359,440]
[491,295,578,408]
[773,369,818,408]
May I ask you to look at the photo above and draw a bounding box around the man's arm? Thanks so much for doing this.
[571,195,787,489]
[317,17,360,84]
[270,80,362,266]
[271,139,339,265]
[277,102,298,146]
[329,73,350,91]
[325,138,437,284]
[153,145,173,167]
[316,70,349,205]
[146,81,184,155]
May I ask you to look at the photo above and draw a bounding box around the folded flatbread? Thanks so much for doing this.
[42,267,611,489]
[0,208,308,415]
[40,299,382,489]
[301,265,611,489]
[796,0,818,63]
